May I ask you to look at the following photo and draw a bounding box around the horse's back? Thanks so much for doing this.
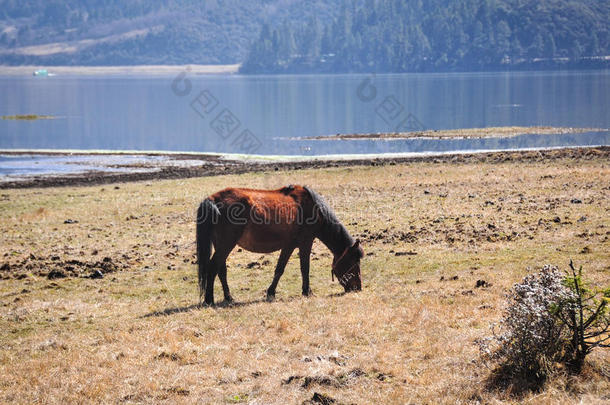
[208,185,315,253]
[209,185,309,207]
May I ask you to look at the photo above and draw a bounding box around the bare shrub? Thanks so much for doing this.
[555,260,610,373]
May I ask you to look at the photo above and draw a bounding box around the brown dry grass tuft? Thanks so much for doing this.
[0,152,608,404]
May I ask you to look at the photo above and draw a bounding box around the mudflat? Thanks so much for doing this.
[1,145,608,189]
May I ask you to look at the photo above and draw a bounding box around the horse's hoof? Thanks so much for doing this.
[220,298,234,307]
[266,294,275,302]
[302,290,313,297]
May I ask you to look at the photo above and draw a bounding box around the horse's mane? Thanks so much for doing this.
[304,186,354,255]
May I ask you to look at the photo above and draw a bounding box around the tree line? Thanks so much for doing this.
[240,0,610,73]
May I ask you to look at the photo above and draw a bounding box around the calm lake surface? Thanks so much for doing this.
[0,70,608,155]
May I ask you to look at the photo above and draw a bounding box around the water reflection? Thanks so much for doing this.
[0,71,608,154]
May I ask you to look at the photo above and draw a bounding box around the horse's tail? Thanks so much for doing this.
[196,198,219,302]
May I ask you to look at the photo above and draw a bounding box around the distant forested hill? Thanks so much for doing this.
[1,0,608,71]
[0,0,339,65]
[241,0,610,73]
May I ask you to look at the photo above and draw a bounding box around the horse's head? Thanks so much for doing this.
[332,239,363,292]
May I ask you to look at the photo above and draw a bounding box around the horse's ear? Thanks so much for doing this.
[352,239,364,258]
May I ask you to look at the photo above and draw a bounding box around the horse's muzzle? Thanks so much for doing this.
[343,281,362,292]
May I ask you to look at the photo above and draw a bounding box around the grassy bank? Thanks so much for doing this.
[0,152,608,403]
[1,114,55,120]
[307,126,608,140]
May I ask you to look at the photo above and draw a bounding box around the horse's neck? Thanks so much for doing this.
[317,220,353,257]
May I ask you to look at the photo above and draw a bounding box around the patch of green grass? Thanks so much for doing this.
[227,393,249,403]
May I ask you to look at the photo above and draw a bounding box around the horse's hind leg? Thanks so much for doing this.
[204,255,218,305]
[204,226,241,306]
[217,262,233,304]
[207,242,236,305]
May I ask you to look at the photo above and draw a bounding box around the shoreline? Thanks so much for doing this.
[1,145,608,189]
[0,64,240,76]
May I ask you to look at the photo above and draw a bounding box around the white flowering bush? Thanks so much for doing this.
[477,265,573,389]
[478,262,610,392]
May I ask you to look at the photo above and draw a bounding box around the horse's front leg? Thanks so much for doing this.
[266,246,295,301]
[299,240,314,296]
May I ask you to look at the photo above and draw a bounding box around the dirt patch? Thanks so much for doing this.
[358,220,533,246]
[0,254,127,280]
[155,352,183,362]
[303,392,339,405]
[283,368,377,389]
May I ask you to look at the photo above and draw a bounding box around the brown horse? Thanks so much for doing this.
[196,185,363,305]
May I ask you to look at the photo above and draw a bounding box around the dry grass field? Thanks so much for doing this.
[0,150,609,404]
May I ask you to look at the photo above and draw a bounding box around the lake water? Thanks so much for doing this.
[0,70,608,156]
